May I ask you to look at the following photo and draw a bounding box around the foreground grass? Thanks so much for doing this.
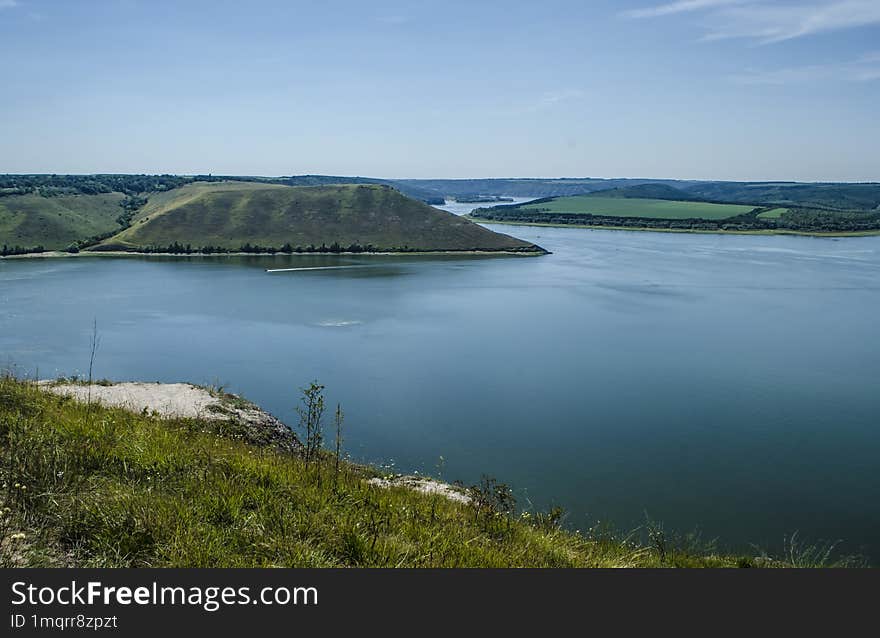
[0,376,846,568]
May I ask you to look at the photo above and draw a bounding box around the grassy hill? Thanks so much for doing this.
[1,375,847,568]
[96,182,542,253]
[0,192,128,252]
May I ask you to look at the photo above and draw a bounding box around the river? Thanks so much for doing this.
[2,224,878,558]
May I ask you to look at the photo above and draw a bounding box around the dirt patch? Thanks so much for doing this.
[368,475,471,504]
[40,380,299,452]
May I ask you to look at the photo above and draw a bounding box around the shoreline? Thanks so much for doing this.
[36,378,470,505]
[466,216,880,238]
[1,248,548,260]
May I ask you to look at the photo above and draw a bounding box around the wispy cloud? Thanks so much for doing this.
[0,0,20,9]
[705,1,880,44]
[625,1,880,44]
[526,89,585,113]
[732,52,880,84]
[623,0,748,19]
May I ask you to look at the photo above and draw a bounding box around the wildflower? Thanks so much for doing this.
[9,532,26,541]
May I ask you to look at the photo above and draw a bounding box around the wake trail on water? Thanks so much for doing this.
[265,265,371,273]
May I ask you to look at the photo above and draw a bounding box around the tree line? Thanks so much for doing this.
[108,241,381,255]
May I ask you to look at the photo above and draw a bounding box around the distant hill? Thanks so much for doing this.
[680,182,880,211]
[394,178,880,211]
[95,181,543,253]
[393,178,687,200]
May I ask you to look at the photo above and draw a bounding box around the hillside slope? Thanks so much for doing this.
[0,192,127,251]
[96,182,543,253]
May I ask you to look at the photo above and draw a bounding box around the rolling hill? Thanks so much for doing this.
[0,192,128,252]
[94,181,544,253]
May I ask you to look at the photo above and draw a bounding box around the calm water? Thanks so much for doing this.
[2,226,879,559]
[436,197,536,216]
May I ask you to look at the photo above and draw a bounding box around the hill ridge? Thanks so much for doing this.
[95,182,545,254]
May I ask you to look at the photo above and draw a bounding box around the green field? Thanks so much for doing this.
[521,196,755,220]
[1,375,847,568]
[0,193,126,250]
[757,208,789,220]
[102,182,541,253]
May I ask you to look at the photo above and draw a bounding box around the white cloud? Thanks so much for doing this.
[535,89,585,108]
[732,51,880,84]
[705,1,880,43]
[525,89,586,113]
[623,0,748,19]
[0,0,19,9]
[626,1,880,44]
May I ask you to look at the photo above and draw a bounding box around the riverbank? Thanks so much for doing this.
[1,375,845,568]
[0,248,548,260]
[465,216,880,238]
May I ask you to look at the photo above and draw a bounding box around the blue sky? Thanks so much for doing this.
[1,0,878,181]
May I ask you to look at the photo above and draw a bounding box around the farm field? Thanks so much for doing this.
[520,196,756,220]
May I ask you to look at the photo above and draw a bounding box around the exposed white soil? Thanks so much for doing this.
[368,475,471,504]
[39,380,299,451]
[42,381,228,419]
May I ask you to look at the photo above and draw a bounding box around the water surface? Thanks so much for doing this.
[2,226,878,559]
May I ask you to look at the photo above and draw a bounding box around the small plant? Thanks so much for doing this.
[644,513,668,562]
[333,403,344,490]
[468,475,516,534]
[531,506,567,532]
[296,381,325,469]
[752,532,866,568]
[85,319,100,421]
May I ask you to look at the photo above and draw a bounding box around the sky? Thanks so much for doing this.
[1,0,878,181]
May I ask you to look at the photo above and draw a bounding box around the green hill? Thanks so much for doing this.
[1,374,842,568]
[0,192,128,252]
[682,182,880,211]
[96,182,542,253]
